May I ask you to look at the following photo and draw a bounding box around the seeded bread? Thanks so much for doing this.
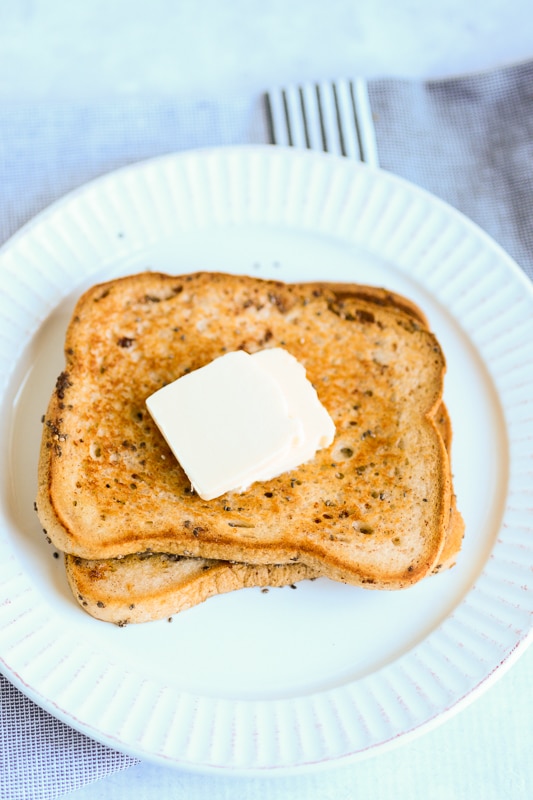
[62,400,462,624]
[431,403,464,573]
[64,509,463,626]
[37,271,457,589]
[64,553,320,625]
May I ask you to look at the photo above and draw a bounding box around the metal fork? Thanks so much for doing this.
[265,78,379,167]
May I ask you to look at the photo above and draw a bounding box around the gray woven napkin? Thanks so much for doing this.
[369,62,533,279]
[1,59,532,799]
[0,681,135,798]
[266,60,533,280]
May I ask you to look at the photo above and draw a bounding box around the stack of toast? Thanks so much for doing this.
[36,271,463,624]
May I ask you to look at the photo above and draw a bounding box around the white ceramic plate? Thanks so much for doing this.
[1,146,532,774]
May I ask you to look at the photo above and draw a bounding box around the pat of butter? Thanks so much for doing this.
[252,348,335,474]
[146,348,335,500]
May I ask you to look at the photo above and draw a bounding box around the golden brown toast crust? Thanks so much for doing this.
[37,272,452,589]
[64,553,320,625]
[62,401,463,625]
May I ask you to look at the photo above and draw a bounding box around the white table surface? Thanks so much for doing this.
[1,2,532,798]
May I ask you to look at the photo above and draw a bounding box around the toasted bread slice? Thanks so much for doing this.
[63,493,462,625]
[62,402,462,625]
[431,403,464,572]
[64,509,463,626]
[37,272,453,589]
[64,553,320,625]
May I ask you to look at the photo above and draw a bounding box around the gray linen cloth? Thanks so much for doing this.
[368,62,533,279]
[1,59,532,799]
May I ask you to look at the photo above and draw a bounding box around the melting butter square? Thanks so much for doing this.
[146,349,334,500]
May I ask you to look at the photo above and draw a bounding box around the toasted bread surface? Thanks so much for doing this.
[64,498,463,624]
[37,272,452,588]
[62,401,463,624]
[64,553,319,624]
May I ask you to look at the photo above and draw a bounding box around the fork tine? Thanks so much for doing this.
[333,79,362,160]
[265,87,291,147]
[350,78,380,167]
[266,79,379,167]
[315,81,344,156]
[283,85,308,148]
